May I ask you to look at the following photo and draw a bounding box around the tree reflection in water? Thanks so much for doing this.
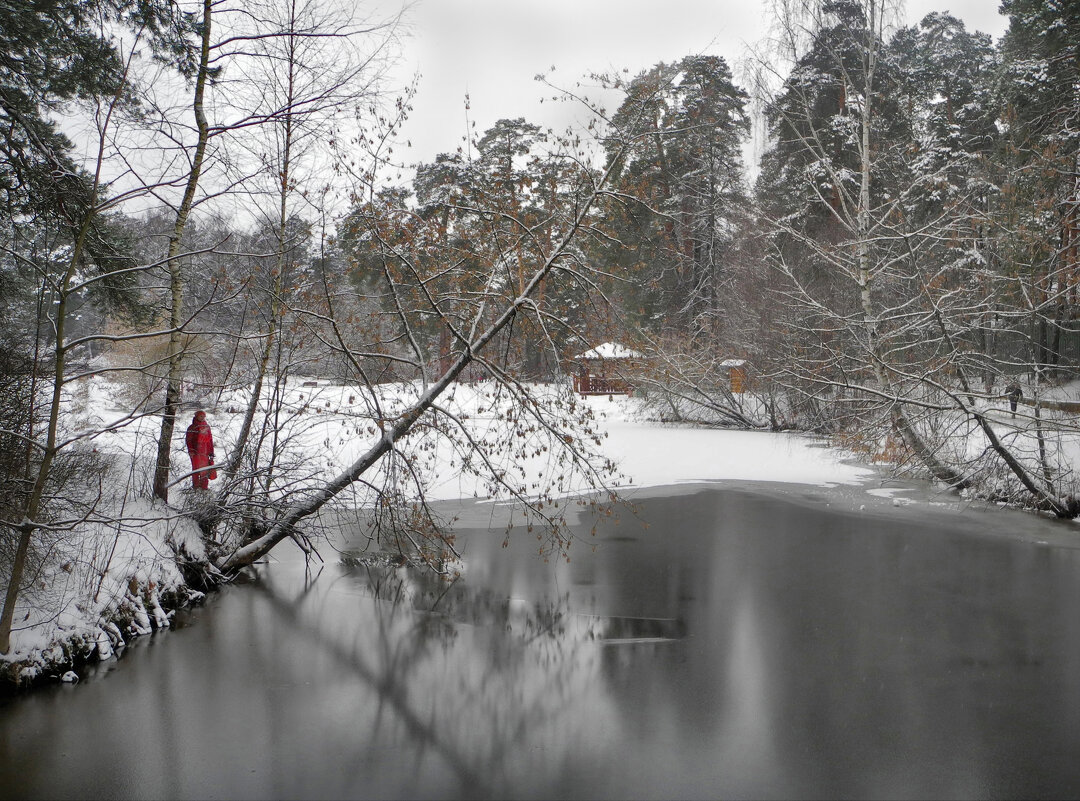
[254,552,633,799]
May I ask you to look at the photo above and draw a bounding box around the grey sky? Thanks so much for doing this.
[383,0,1009,168]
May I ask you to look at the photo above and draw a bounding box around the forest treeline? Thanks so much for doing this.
[1,0,1078,651]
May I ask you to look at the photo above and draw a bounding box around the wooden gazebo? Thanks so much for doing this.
[572,342,642,396]
[719,358,749,393]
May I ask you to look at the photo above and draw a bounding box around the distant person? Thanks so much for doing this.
[1005,381,1023,418]
[185,410,216,489]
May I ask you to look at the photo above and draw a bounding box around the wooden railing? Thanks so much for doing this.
[573,373,630,395]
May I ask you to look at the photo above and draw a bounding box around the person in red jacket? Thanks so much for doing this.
[185,410,216,490]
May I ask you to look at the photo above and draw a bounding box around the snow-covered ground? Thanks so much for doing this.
[0,489,208,685]
[76,376,877,505]
[581,395,874,489]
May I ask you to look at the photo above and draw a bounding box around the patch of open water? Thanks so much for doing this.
[2,484,1080,799]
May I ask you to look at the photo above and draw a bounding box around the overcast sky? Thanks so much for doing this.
[379,0,1010,170]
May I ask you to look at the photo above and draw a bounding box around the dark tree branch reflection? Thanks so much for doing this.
[253,558,607,798]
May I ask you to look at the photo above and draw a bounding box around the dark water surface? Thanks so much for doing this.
[2,486,1080,800]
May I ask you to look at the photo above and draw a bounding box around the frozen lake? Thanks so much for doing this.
[2,484,1080,799]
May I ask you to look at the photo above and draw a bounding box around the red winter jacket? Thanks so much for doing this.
[185,411,215,469]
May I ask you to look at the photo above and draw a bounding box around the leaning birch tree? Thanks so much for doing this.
[215,98,652,573]
[753,0,1079,513]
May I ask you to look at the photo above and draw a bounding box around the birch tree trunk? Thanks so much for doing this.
[152,0,214,503]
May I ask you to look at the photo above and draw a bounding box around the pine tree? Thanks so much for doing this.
[604,55,749,339]
[890,13,1002,388]
[997,0,1080,375]
[0,0,191,653]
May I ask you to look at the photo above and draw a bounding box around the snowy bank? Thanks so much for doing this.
[0,478,209,689]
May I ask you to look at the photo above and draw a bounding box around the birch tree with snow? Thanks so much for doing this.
[753,0,1080,513]
[213,106,656,573]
